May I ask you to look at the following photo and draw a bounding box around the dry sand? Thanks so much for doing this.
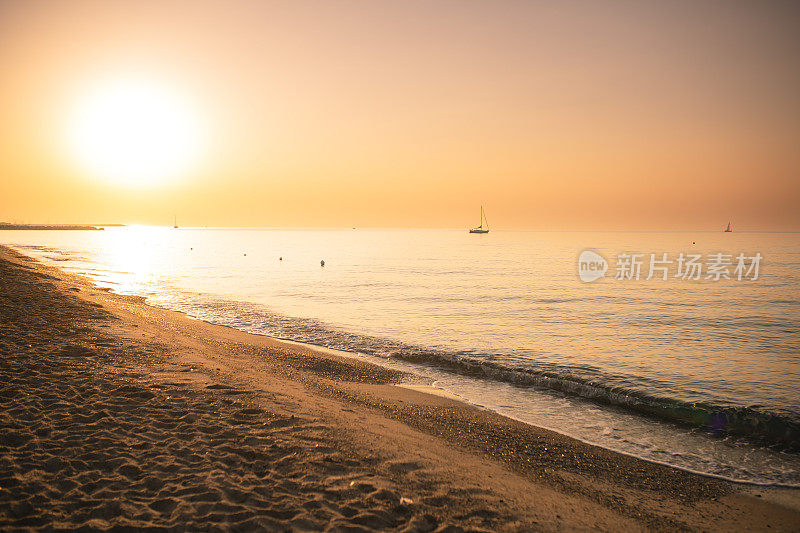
[1,245,798,531]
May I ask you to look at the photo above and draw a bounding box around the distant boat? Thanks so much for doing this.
[469,206,490,234]
[724,221,732,232]
[173,215,178,229]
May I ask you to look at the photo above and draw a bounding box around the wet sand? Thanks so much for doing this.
[1,245,798,531]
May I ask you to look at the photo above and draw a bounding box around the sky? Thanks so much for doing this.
[1,0,799,230]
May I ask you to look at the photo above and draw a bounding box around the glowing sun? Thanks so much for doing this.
[68,79,203,187]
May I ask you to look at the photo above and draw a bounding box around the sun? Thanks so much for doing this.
[68,78,203,187]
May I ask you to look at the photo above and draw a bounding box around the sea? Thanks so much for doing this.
[3,227,799,486]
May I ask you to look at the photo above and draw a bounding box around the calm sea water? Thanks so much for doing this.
[4,227,800,486]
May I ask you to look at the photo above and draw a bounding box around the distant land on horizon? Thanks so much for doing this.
[0,223,125,230]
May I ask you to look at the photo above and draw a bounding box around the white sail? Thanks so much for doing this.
[470,206,489,233]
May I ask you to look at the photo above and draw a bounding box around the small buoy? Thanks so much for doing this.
[190,247,193,250]
[320,260,325,267]
[279,257,282,261]
[692,241,696,245]
[243,253,247,256]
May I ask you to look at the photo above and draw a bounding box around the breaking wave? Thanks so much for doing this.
[151,293,800,450]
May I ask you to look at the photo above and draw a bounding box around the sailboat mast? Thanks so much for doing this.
[468,205,490,233]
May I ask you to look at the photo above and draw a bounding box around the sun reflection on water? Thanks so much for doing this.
[100,225,169,293]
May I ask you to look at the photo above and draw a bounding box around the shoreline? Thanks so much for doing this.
[179,331,800,491]
[2,244,799,530]
[202,333,800,491]
[28,250,798,490]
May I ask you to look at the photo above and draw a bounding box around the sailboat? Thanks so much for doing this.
[469,206,490,234]
[173,215,179,229]
[724,221,732,232]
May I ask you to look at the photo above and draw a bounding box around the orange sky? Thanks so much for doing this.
[1,0,799,230]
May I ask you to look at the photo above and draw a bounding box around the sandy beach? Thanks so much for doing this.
[1,245,798,531]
